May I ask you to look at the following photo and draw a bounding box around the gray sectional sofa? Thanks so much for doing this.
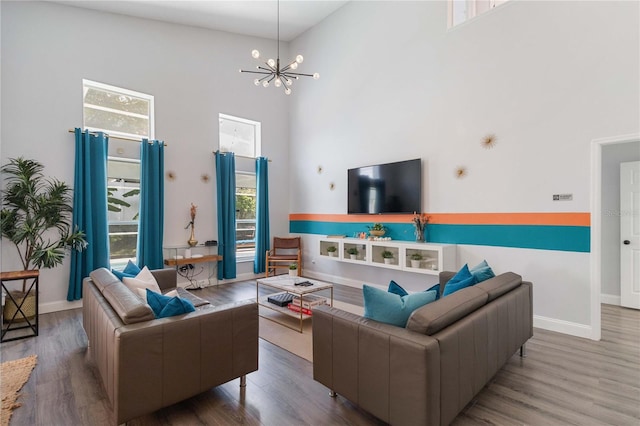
[82,268,258,424]
[312,271,533,426]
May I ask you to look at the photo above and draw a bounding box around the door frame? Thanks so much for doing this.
[591,133,640,341]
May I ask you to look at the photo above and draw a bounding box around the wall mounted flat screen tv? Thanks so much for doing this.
[347,159,421,214]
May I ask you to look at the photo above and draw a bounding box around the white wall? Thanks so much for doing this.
[601,141,640,303]
[289,1,639,337]
[0,1,290,311]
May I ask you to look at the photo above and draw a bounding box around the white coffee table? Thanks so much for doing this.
[256,275,333,333]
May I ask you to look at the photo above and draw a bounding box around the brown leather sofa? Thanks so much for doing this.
[312,271,533,426]
[82,268,258,424]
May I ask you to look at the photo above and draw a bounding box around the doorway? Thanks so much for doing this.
[592,134,640,340]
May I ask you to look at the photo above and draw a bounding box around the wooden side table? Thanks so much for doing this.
[1,270,39,342]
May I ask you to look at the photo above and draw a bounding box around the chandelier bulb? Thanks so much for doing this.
[285,79,293,86]
[290,62,298,70]
[285,87,292,95]
[254,79,260,86]
[313,73,320,80]
[267,58,276,67]
[274,78,282,87]
[296,55,304,64]
[251,49,260,59]
[262,80,270,88]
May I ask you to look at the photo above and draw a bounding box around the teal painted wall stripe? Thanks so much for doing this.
[289,221,590,253]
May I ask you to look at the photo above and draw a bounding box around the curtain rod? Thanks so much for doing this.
[214,151,272,162]
[68,129,168,146]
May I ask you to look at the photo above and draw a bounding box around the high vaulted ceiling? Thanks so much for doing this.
[51,0,349,41]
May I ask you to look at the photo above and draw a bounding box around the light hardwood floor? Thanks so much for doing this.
[1,281,639,425]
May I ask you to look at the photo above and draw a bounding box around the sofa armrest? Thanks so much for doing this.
[151,268,177,291]
[312,305,441,426]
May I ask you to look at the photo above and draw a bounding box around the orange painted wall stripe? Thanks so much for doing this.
[289,212,590,227]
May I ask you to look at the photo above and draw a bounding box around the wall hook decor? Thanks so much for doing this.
[455,166,467,179]
[482,134,497,149]
[166,171,176,181]
[201,174,210,183]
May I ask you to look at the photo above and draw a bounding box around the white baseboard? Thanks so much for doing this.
[600,293,621,306]
[533,315,595,340]
[40,299,83,314]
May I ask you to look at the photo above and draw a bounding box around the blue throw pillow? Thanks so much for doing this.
[389,280,440,300]
[469,260,495,283]
[158,297,195,318]
[442,264,478,297]
[112,260,141,281]
[388,280,408,297]
[427,283,441,300]
[146,289,174,317]
[363,284,437,327]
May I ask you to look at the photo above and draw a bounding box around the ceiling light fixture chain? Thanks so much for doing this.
[239,0,319,95]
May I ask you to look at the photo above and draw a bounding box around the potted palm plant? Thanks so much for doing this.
[326,246,337,257]
[1,158,87,320]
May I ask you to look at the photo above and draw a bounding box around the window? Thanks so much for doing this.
[236,172,257,255]
[83,80,154,268]
[107,158,141,269]
[219,114,261,158]
[219,113,261,259]
[83,79,154,139]
[448,0,509,28]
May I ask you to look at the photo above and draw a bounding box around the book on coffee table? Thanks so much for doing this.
[267,292,295,307]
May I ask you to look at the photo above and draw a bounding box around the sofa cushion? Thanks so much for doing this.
[89,268,123,293]
[442,264,478,297]
[475,272,522,302]
[158,296,195,318]
[123,266,162,299]
[405,286,488,335]
[112,260,141,281]
[102,279,156,324]
[469,260,496,283]
[146,289,174,317]
[363,284,437,327]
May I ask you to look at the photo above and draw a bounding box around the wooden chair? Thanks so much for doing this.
[265,237,302,277]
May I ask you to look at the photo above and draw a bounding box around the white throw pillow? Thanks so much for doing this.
[122,266,161,299]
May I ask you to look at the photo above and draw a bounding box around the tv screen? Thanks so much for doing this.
[347,159,421,214]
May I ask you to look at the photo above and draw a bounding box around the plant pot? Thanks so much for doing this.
[383,258,393,264]
[349,254,357,260]
[3,290,36,322]
[410,260,421,268]
[328,252,336,257]
[370,230,385,237]
[289,270,298,277]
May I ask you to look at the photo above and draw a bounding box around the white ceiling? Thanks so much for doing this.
[51,0,349,41]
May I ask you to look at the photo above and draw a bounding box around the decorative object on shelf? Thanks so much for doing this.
[239,0,319,95]
[326,246,337,257]
[184,248,192,258]
[481,133,497,149]
[289,263,298,277]
[346,247,359,260]
[166,171,176,181]
[455,166,467,179]
[185,203,198,247]
[201,174,210,183]
[368,223,386,237]
[1,158,87,322]
[382,250,394,264]
[412,212,430,242]
[410,252,423,268]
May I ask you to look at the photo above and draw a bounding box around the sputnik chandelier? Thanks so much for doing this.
[239,0,319,95]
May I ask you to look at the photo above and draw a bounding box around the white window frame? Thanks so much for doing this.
[448,0,510,28]
[219,113,261,158]
[83,79,155,140]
